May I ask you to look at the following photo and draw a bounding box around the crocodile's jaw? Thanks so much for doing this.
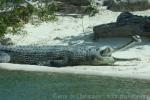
[92,57,115,65]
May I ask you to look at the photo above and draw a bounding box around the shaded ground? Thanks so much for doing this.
[0,69,150,100]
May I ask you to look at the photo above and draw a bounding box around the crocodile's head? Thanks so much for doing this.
[91,47,115,65]
[92,35,142,65]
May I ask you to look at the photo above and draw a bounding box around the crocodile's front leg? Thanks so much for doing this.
[0,51,10,63]
[50,60,68,67]
[38,56,69,67]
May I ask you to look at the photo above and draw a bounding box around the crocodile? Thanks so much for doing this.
[0,35,141,67]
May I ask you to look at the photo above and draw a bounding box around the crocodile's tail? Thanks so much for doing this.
[0,44,6,51]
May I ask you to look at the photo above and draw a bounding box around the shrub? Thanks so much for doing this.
[0,18,7,36]
[36,1,58,22]
[0,1,34,37]
[82,5,99,16]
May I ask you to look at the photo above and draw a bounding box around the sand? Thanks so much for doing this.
[0,8,150,79]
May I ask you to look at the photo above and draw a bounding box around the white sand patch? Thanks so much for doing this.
[0,63,150,80]
[5,8,120,45]
[2,8,150,79]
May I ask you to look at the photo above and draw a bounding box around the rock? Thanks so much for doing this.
[93,12,150,39]
[54,0,92,14]
[116,12,134,25]
[103,0,150,11]
[56,0,90,6]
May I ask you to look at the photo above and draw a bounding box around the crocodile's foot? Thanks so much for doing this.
[38,60,67,67]
[0,51,10,63]
[50,60,66,67]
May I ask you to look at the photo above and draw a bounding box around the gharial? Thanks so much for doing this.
[0,35,141,67]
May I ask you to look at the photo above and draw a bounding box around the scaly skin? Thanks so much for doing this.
[0,35,141,67]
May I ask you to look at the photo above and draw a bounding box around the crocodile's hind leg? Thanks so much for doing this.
[50,60,68,67]
[0,51,10,63]
[38,56,69,67]
[38,60,67,67]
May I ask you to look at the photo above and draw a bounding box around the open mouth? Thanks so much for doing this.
[100,50,111,57]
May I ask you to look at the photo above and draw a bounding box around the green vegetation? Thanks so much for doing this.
[0,0,99,37]
[0,0,34,36]
[35,1,59,22]
[82,5,99,16]
[0,18,7,36]
[0,0,59,36]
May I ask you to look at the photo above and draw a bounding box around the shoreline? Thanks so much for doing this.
[0,63,150,80]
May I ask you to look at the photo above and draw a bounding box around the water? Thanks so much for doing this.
[0,69,150,100]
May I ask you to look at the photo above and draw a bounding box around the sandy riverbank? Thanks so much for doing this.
[1,8,150,79]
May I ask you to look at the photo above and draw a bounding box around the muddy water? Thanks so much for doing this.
[0,69,149,100]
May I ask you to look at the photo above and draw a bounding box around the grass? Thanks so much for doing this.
[0,69,149,100]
